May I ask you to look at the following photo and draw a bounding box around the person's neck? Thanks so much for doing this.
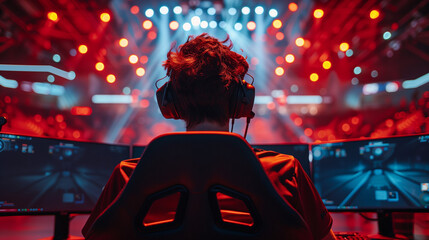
[186,121,229,132]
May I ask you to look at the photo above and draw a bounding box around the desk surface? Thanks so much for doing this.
[0,213,428,239]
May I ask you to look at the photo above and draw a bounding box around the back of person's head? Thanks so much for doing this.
[162,33,249,128]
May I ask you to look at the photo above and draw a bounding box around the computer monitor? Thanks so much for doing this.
[131,145,146,158]
[252,144,311,178]
[0,133,130,214]
[312,134,429,237]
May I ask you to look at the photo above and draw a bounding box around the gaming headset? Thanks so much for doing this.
[156,76,255,137]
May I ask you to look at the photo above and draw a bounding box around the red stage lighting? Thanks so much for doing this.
[136,68,146,77]
[275,32,284,40]
[275,67,284,76]
[71,107,92,116]
[143,20,153,30]
[313,9,324,18]
[106,74,116,83]
[78,45,88,54]
[310,73,319,82]
[130,6,139,15]
[285,54,295,63]
[288,3,298,12]
[119,38,128,47]
[295,37,304,47]
[370,10,380,19]
[47,12,59,22]
[95,62,104,71]
[129,55,138,64]
[100,13,111,23]
[339,42,349,52]
[272,19,282,29]
[247,21,256,31]
[322,61,331,69]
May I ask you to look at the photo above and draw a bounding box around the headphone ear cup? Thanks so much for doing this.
[156,82,181,119]
[230,81,255,119]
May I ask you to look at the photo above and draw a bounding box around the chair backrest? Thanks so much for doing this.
[86,132,311,240]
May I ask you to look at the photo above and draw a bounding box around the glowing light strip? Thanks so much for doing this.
[254,96,273,104]
[32,82,65,96]
[0,75,18,89]
[92,95,133,104]
[402,73,429,89]
[286,95,323,104]
[0,64,76,80]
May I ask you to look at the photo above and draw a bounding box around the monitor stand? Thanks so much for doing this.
[53,212,70,240]
[367,211,408,239]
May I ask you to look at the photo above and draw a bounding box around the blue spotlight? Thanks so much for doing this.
[160,6,169,15]
[383,31,392,40]
[183,22,191,31]
[255,6,264,15]
[228,8,237,15]
[53,54,61,63]
[195,8,203,15]
[209,21,217,28]
[269,9,278,17]
[242,6,250,15]
[354,66,362,75]
[191,16,201,26]
[234,23,243,31]
[173,6,182,14]
[145,8,154,18]
[207,7,216,15]
[200,21,208,29]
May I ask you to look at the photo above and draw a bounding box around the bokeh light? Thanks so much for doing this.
[47,12,59,22]
[130,6,139,15]
[143,20,153,30]
[234,23,243,31]
[136,68,146,77]
[339,42,349,52]
[383,31,392,40]
[183,22,191,31]
[169,21,179,30]
[160,6,169,15]
[129,54,138,64]
[140,55,148,64]
[200,21,208,29]
[106,74,116,83]
[370,10,380,19]
[295,37,304,47]
[191,16,201,26]
[322,60,331,69]
[145,8,154,18]
[288,3,298,12]
[275,67,285,76]
[95,62,104,71]
[247,21,256,31]
[269,9,278,18]
[148,31,157,40]
[119,38,128,47]
[173,6,182,14]
[313,9,324,18]
[275,32,284,40]
[255,6,264,14]
[272,19,282,29]
[100,12,110,22]
[285,54,295,63]
[354,66,362,75]
[242,7,250,15]
[78,44,88,54]
[310,73,319,82]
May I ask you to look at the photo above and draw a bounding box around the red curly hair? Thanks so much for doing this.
[162,33,249,128]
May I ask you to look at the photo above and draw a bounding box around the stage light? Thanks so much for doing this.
[130,5,139,14]
[342,123,350,132]
[140,55,148,64]
[53,54,61,63]
[123,87,131,95]
[200,21,208,29]
[228,8,237,15]
[304,128,313,136]
[100,12,110,22]
[351,77,359,85]
[295,37,304,47]
[247,21,256,31]
[78,44,88,54]
[322,60,331,69]
[169,21,179,30]
[119,38,128,47]
[294,117,303,126]
[106,74,116,83]
[143,20,153,30]
[129,55,138,64]
[371,70,378,78]
[275,56,284,64]
[313,9,324,18]
[234,23,243,31]
[353,66,362,75]
[47,75,55,82]
[173,6,182,14]
[148,31,157,40]
[136,67,145,77]
[95,62,104,71]
[183,23,191,31]
[362,83,379,95]
[269,9,278,17]
[195,8,203,15]
[47,12,59,22]
[255,6,264,15]
[242,6,250,15]
[386,82,399,92]
[207,7,216,15]
[289,3,298,12]
[383,31,391,40]
[71,107,92,116]
[219,21,226,29]
[209,21,217,28]
[310,73,319,82]
[275,67,285,76]
[55,114,64,123]
[370,10,380,19]
[160,6,169,15]
[346,49,353,57]
[272,19,282,28]
[69,49,77,56]
[276,32,284,40]
[145,8,154,18]
[339,42,349,52]
[285,54,295,63]
[191,16,201,26]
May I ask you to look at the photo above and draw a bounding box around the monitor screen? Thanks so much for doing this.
[0,133,130,214]
[252,144,311,178]
[312,134,429,211]
[131,146,146,158]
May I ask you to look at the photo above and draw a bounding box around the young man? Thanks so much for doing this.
[82,33,336,239]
